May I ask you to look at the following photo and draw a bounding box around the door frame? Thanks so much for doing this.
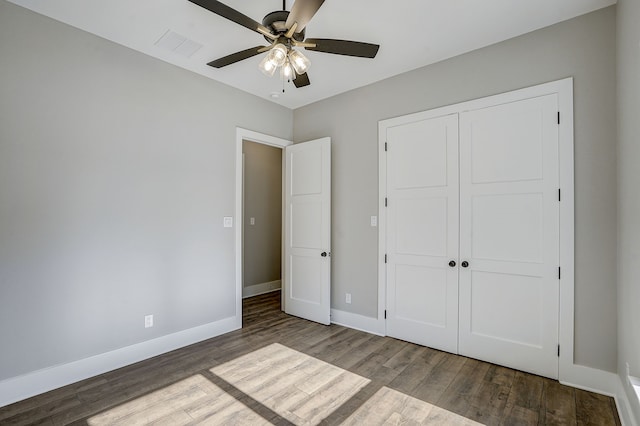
[378,78,576,382]
[235,128,292,329]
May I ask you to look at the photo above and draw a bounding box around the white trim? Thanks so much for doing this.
[235,128,292,326]
[242,280,282,298]
[330,309,385,336]
[556,79,576,386]
[378,78,574,377]
[0,316,238,408]
[561,364,620,397]
[560,365,638,426]
[617,373,640,426]
[377,124,388,335]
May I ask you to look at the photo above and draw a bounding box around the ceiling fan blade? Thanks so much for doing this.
[285,0,325,32]
[207,46,267,68]
[304,38,380,58]
[293,71,310,88]
[189,0,275,38]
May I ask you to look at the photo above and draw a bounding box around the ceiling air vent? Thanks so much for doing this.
[155,30,202,58]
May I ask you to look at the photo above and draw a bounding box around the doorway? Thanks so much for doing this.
[235,129,332,328]
[242,140,283,300]
[234,128,292,328]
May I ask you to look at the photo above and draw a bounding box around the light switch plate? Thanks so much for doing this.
[223,217,233,228]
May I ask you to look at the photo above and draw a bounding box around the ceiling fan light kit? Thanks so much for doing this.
[189,0,380,89]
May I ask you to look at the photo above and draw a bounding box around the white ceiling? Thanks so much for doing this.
[8,0,615,109]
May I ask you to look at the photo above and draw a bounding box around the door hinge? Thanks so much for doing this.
[558,267,561,280]
[558,188,561,202]
[385,197,388,207]
[557,345,560,357]
[384,254,387,264]
[384,310,387,319]
[385,142,388,152]
[557,111,560,124]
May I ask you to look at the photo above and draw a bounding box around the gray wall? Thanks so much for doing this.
[294,7,617,372]
[0,1,292,381]
[617,0,640,419]
[242,141,282,288]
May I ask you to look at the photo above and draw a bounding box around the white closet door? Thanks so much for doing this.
[284,138,331,325]
[386,114,459,353]
[458,95,560,379]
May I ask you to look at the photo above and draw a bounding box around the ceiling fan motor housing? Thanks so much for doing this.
[262,11,305,42]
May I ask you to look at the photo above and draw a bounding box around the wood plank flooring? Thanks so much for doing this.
[0,291,621,425]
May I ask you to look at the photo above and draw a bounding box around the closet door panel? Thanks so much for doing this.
[385,114,459,353]
[459,94,560,379]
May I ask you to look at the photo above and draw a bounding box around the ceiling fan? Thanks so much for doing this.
[188,0,380,88]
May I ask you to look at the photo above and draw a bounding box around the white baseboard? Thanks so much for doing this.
[560,363,620,396]
[0,315,239,408]
[560,363,638,426]
[243,280,281,298]
[330,308,384,336]
[616,374,640,426]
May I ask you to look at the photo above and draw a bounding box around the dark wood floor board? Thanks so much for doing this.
[302,327,369,364]
[408,351,467,404]
[329,333,390,371]
[0,375,107,422]
[350,352,402,384]
[382,341,428,372]
[575,388,618,426]
[1,291,621,425]
[436,357,491,416]
[386,347,447,395]
[502,404,540,426]
[0,394,81,426]
[465,381,512,425]
[541,379,577,425]
[501,371,545,425]
[485,364,518,387]
[611,398,623,426]
[284,323,351,353]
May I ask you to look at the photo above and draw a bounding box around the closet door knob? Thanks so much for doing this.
[449,260,456,267]
[461,261,469,268]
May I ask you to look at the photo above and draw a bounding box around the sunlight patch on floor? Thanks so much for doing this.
[211,343,370,425]
[342,386,485,425]
[87,343,485,425]
[87,374,268,425]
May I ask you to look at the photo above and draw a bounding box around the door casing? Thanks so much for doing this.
[235,128,292,328]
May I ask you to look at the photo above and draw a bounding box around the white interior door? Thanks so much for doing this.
[385,114,460,353]
[284,138,331,325]
[458,94,560,379]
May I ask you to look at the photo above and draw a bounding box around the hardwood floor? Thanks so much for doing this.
[0,291,621,425]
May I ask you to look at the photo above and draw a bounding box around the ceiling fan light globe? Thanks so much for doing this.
[289,49,310,74]
[270,43,288,67]
[281,61,296,80]
[259,55,277,77]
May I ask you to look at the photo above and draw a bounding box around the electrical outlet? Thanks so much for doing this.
[145,314,154,328]
[250,217,255,226]
[370,216,377,227]
[346,293,352,304]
